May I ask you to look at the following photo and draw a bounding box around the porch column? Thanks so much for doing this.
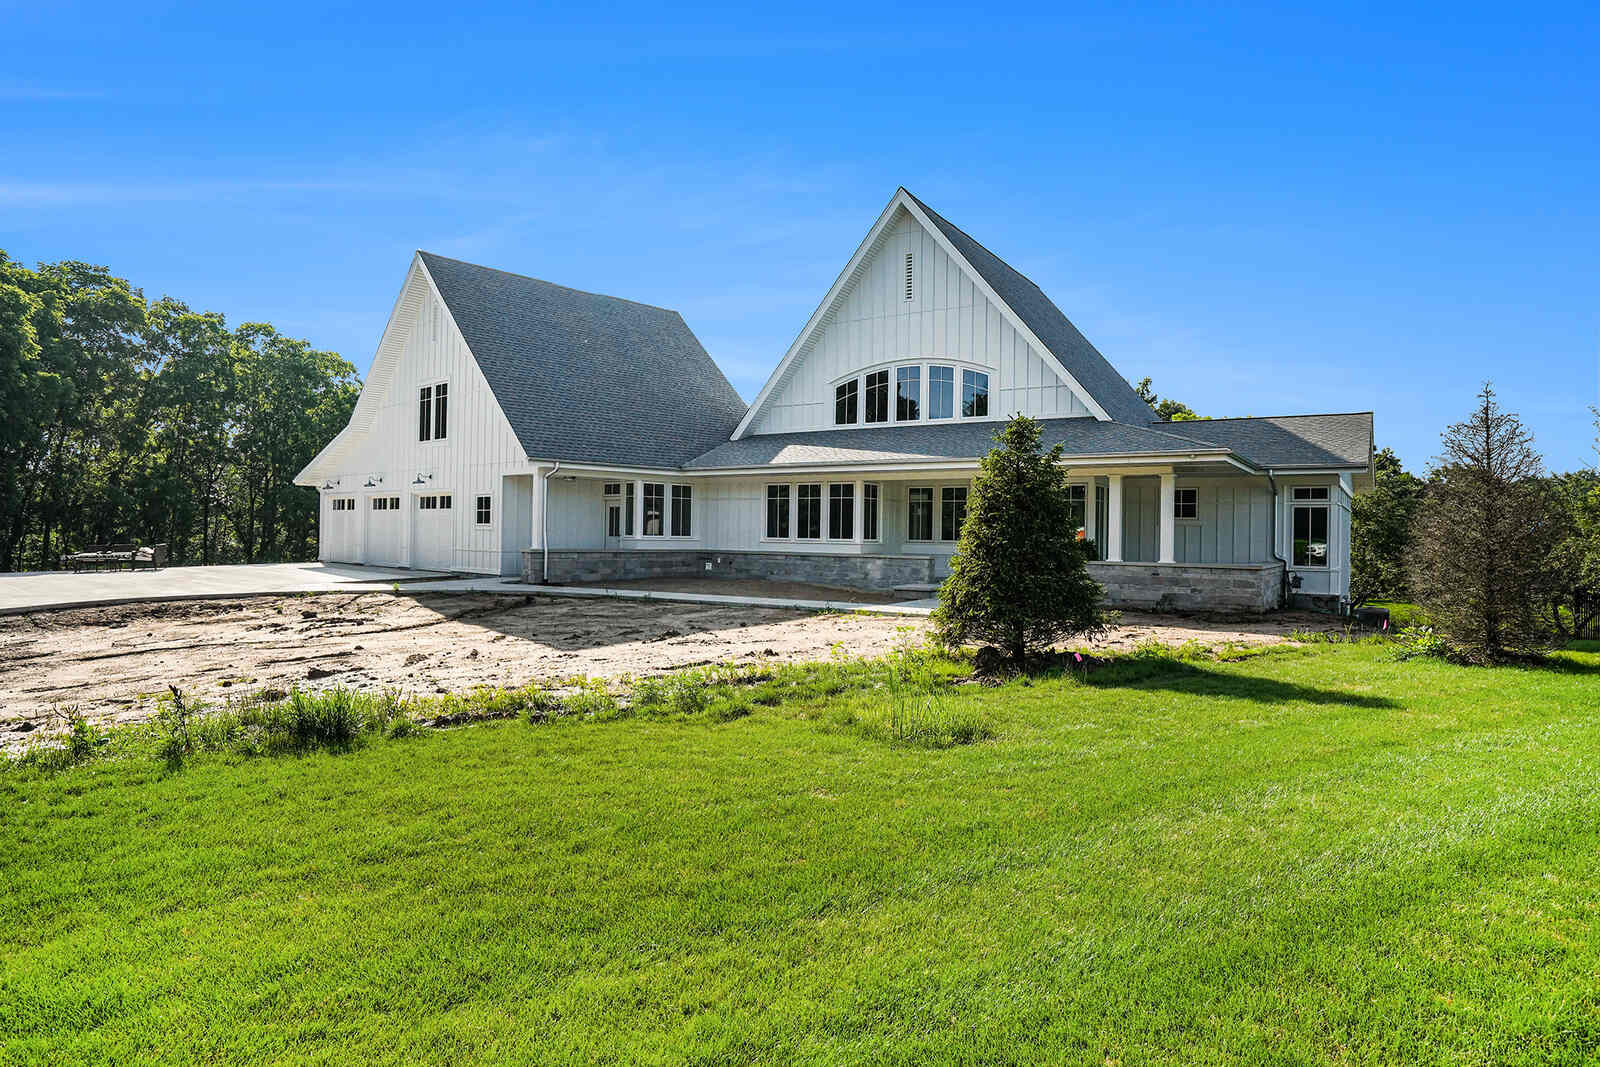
[853,479,866,545]
[633,479,645,540]
[1158,472,1177,564]
[1105,475,1124,562]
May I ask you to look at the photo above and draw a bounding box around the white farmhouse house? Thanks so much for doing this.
[296,189,1372,612]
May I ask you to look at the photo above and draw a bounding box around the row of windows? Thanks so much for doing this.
[834,364,989,426]
[418,384,449,442]
[603,482,693,537]
[332,493,493,525]
[765,483,881,541]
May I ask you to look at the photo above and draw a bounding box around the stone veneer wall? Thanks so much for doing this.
[522,549,935,592]
[1087,561,1283,614]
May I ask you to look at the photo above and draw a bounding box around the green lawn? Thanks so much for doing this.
[5,643,1600,1064]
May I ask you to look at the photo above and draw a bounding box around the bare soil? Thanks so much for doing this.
[0,592,1344,746]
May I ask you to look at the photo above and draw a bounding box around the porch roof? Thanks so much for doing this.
[683,417,1231,471]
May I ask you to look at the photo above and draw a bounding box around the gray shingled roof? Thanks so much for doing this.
[686,418,1231,470]
[687,413,1372,471]
[1158,413,1373,469]
[903,191,1155,426]
[419,252,748,469]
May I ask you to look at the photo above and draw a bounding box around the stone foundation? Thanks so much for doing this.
[521,549,936,593]
[1087,561,1283,614]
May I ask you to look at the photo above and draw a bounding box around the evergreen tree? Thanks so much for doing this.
[1350,447,1424,604]
[934,415,1106,665]
[1410,383,1552,662]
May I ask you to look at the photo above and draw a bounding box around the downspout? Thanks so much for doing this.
[1267,471,1290,609]
[541,460,561,584]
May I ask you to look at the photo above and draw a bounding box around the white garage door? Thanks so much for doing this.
[323,496,360,563]
[364,495,404,566]
[411,493,455,572]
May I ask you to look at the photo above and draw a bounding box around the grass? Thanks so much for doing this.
[1365,599,1430,629]
[5,641,1600,1063]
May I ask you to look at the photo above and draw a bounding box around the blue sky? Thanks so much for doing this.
[4,2,1597,471]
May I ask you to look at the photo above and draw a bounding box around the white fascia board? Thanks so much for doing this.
[686,449,1234,478]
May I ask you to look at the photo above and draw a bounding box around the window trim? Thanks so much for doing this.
[939,485,969,542]
[1174,486,1198,522]
[474,494,493,527]
[830,361,997,428]
[765,483,792,540]
[795,482,823,541]
[906,486,935,543]
[1290,486,1331,570]
[418,380,449,443]
[669,483,693,538]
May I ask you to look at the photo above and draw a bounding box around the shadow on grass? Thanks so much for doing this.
[1088,658,1400,708]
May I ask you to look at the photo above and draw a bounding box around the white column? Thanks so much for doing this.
[1158,472,1177,564]
[853,479,866,545]
[1105,475,1124,562]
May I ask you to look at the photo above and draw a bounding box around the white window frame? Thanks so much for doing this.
[939,485,969,542]
[1174,487,1198,522]
[474,494,493,527]
[418,380,449,443]
[906,486,936,543]
[641,482,666,538]
[862,482,881,543]
[829,361,997,428]
[765,483,792,540]
[1290,485,1331,570]
[669,483,694,539]
[795,483,824,541]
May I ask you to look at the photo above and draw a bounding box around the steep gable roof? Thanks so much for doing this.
[901,191,1155,426]
[418,252,748,469]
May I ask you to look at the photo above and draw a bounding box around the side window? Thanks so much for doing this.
[766,484,791,539]
[796,484,822,539]
[643,483,664,536]
[961,370,989,418]
[834,379,859,425]
[928,366,954,420]
[940,486,968,541]
[862,483,880,541]
[433,383,448,441]
[475,495,492,525]
[864,371,889,424]
[1174,488,1197,520]
[828,483,854,539]
[1067,484,1086,536]
[1292,487,1330,567]
[670,485,692,537]
[624,482,636,536]
[896,366,921,421]
[908,487,933,541]
[418,386,432,441]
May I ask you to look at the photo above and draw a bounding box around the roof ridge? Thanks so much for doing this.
[416,250,683,317]
[900,190,1050,295]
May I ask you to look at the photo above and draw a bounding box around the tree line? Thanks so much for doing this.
[0,252,360,572]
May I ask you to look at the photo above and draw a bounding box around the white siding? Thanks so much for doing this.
[745,209,1093,435]
[317,260,529,575]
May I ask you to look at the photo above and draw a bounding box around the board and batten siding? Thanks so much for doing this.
[745,210,1093,435]
[319,261,529,575]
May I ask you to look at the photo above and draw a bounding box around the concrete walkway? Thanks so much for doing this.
[0,563,937,617]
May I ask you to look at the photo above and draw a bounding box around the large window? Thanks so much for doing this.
[797,483,822,539]
[670,485,692,537]
[896,366,921,421]
[862,483,880,541]
[419,383,448,441]
[828,483,854,540]
[928,366,954,420]
[766,484,791,539]
[864,370,889,424]
[835,379,858,425]
[1292,486,1330,568]
[961,370,989,418]
[941,486,968,541]
[908,487,934,541]
[1174,487,1197,520]
[643,483,664,536]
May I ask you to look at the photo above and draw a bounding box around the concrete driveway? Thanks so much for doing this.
[0,562,452,614]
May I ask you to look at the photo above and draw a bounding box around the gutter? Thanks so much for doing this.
[540,459,561,583]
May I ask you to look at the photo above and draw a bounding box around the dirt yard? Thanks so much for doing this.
[0,592,1343,745]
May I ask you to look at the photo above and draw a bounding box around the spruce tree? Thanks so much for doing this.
[934,415,1105,665]
[1410,383,1552,662]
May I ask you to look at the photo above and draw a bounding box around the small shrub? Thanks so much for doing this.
[668,676,710,717]
[1392,625,1451,662]
[563,680,621,720]
[156,687,200,766]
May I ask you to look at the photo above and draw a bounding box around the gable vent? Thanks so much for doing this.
[903,251,915,301]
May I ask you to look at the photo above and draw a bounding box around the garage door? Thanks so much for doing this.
[323,496,360,563]
[411,493,455,571]
[365,495,404,566]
